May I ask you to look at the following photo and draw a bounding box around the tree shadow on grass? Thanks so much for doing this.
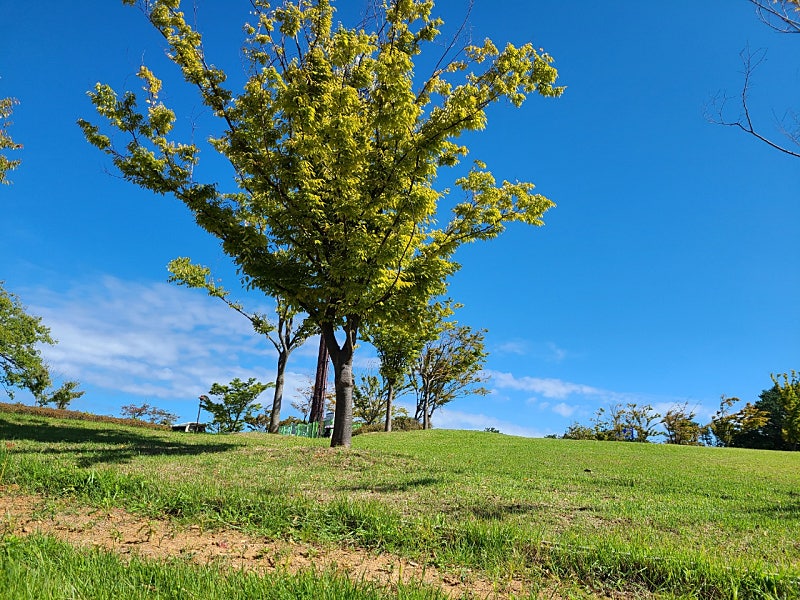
[0,418,237,467]
[748,495,800,520]
[340,476,441,494]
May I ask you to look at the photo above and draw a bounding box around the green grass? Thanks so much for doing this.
[0,534,447,600]
[1,409,799,598]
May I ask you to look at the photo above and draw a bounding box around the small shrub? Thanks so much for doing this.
[562,422,596,440]
[352,416,423,436]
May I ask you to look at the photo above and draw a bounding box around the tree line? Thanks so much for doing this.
[560,372,800,450]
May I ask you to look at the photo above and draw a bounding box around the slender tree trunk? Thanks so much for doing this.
[322,320,357,448]
[384,379,395,432]
[309,335,329,430]
[268,350,288,433]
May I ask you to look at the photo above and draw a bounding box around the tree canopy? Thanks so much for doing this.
[80,0,562,446]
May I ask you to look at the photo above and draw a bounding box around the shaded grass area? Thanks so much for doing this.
[0,534,448,600]
[1,409,799,598]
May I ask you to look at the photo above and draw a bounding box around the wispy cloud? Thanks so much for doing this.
[493,340,570,363]
[26,276,318,404]
[494,339,529,355]
[551,402,577,418]
[431,407,545,438]
[486,370,605,399]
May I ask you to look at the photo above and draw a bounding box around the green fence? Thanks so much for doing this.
[277,420,362,438]
[278,421,320,438]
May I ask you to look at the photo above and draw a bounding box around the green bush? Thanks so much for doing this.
[352,416,422,436]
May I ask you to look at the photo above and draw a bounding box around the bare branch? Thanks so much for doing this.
[708,45,800,158]
[749,0,800,33]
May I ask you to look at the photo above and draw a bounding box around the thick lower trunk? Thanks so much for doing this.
[322,321,357,448]
[422,392,431,430]
[268,351,288,433]
[384,379,395,432]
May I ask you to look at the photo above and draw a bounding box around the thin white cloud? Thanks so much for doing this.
[486,370,604,399]
[495,339,529,355]
[493,339,570,363]
[552,402,577,418]
[25,276,317,402]
[546,342,569,363]
[432,407,545,438]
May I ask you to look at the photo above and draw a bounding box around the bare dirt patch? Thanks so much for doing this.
[0,488,532,599]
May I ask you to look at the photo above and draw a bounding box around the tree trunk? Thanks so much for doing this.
[384,379,395,432]
[309,335,329,429]
[268,350,288,433]
[322,320,357,448]
[422,391,430,430]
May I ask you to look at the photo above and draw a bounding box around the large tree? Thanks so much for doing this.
[80,0,562,447]
[167,257,313,432]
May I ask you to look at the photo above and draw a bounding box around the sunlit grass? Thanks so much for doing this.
[1,409,798,598]
[0,534,447,600]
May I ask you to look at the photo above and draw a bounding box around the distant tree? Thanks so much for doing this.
[625,403,662,442]
[119,403,150,421]
[484,427,501,433]
[352,371,410,426]
[0,96,22,185]
[244,409,272,432]
[1,284,50,400]
[590,404,660,442]
[292,377,334,423]
[120,402,177,425]
[662,403,703,445]
[709,395,770,447]
[121,403,152,420]
[168,258,314,433]
[409,324,489,429]
[361,302,444,432]
[772,370,800,449]
[562,422,596,440]
[278,415,304,428]
[1,282,82,404]
[146,406,178,426]
[731,385,787,449]
[290,391,311,423]
[80,0,562,447]
[201,377,271,433]
[37,380,85,411]
[353,373,385,426]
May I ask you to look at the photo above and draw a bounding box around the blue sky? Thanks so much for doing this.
[1,1,798,437]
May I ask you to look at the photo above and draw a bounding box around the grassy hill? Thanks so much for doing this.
[0,405,798,599]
